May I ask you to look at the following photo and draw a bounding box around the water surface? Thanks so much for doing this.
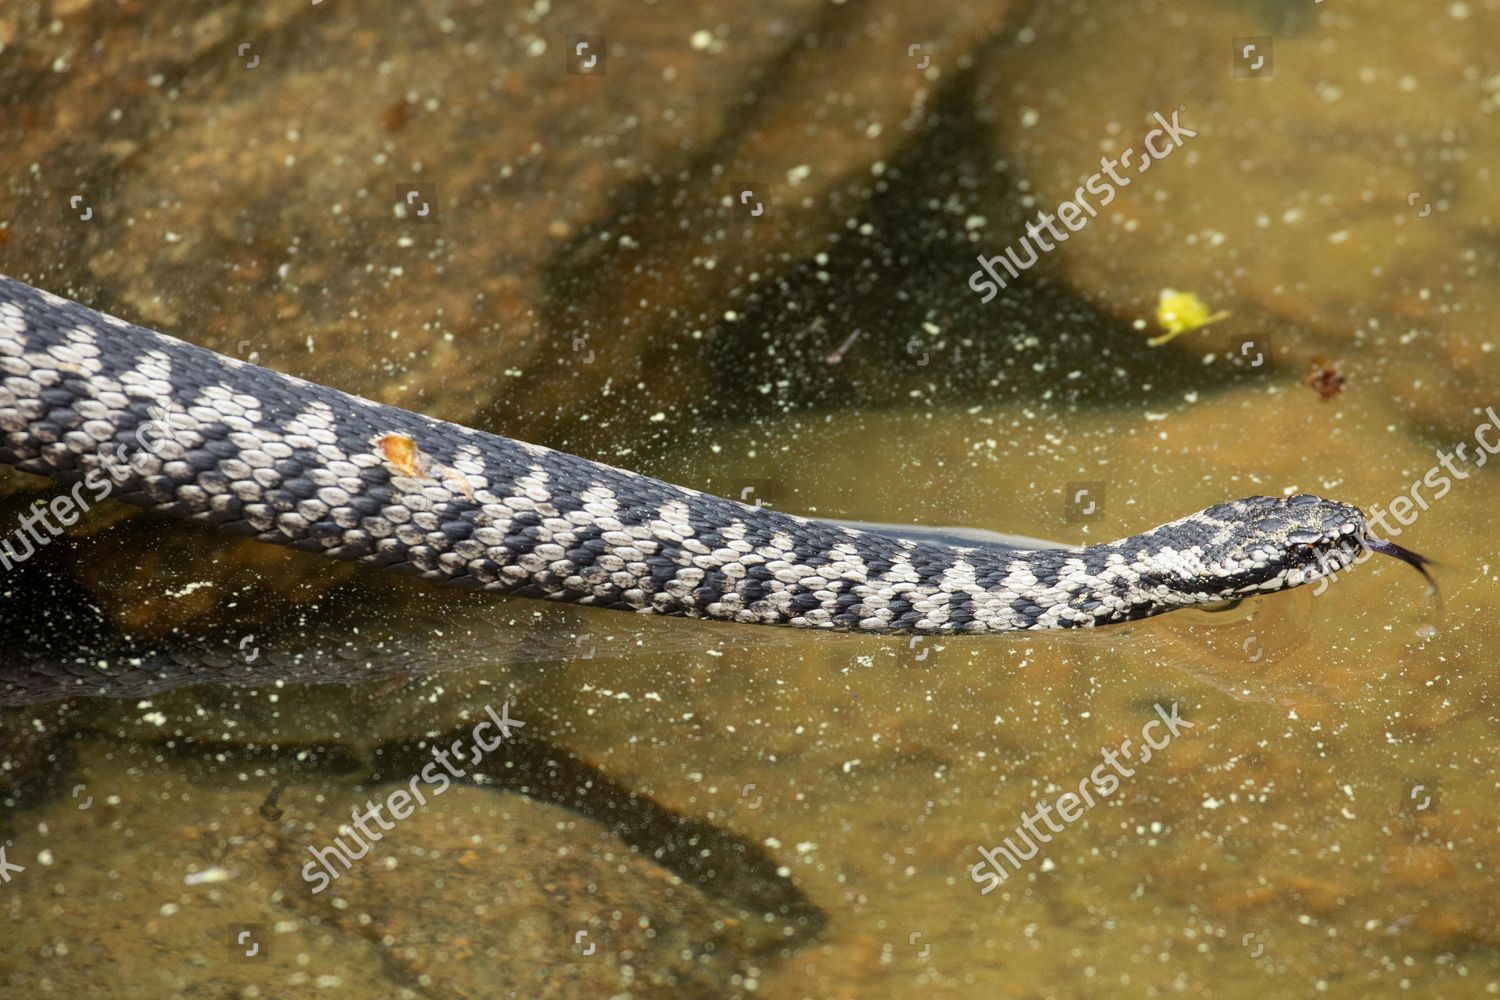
[3,0,1499,997]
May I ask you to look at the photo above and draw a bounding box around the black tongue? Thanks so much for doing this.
[1365,537,1443,620]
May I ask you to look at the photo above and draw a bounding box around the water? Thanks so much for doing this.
[3,0,1500,997]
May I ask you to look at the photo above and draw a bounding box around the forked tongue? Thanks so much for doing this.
[1366,536,1443,625]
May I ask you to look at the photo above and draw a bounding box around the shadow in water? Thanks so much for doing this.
[370,724,828,952]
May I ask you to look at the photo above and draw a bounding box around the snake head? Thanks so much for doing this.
[1192,494,1372,594]
[1195,494,1435,597]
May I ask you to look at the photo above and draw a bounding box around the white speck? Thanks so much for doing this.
[38,849,54,866]
[786,164,811,186]
[184,865,234,885]
[163,581,214,599]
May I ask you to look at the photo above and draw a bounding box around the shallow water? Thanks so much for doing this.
[4,0,1500,998]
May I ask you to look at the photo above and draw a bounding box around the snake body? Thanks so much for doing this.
[0,275,1391,644]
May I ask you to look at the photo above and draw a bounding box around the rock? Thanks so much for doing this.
[0,0,1009,432]
[278,782,789,999]
[970,1,1500,439]
[0,741,810,998]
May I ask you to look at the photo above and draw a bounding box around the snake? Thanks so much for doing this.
[0,275,1434,700]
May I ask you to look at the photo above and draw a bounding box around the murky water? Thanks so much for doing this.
[4,0,1500,997]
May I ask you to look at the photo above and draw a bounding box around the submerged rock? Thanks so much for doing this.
[0,735,819,997]
[970,1,1500,439]
[279,782,790,998]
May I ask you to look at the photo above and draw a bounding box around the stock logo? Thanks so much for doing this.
[227,923,269,961]
[1065,481,1106,523]
[566,34,606,74]
[1232,36,1273,79]
[394,183,437,224]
